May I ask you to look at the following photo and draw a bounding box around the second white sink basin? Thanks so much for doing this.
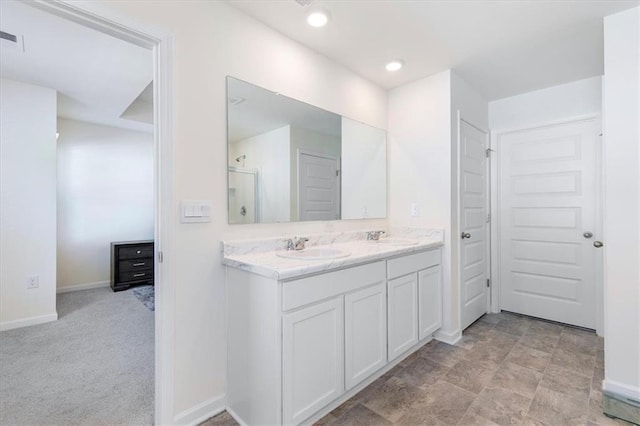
[368,238,418,246]
[277,247,351,261]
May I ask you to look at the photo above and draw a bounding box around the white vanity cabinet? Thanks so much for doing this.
[387,250,442,361]
[226,246,442,426]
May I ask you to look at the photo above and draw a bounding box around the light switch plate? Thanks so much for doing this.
[181,200,212,223]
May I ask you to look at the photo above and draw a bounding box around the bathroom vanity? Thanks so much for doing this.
[223,230,443,425]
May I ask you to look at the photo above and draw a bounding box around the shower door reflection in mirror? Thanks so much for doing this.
[228,167,258,224]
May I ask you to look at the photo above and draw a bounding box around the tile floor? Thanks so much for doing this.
[201,312,632,426]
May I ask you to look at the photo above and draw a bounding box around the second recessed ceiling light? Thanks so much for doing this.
[307,9,330,27]
[386,60,404,72]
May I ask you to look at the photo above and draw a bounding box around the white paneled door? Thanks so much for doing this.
[299,151,339,221]
[498,119,599,329]
[460,120,490,331]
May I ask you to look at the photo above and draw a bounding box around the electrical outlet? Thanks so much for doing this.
[27,275,39,289]
[362,206,368,218]
[411,203,420,217]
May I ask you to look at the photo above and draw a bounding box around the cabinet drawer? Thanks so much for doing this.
[119,245,154,260]
[282,261,386,311]
[119,259,153,272]
[118,270,153,282]
[387,249,440,280]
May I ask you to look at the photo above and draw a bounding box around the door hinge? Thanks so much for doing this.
[485,148,494,158]
[486,214,491,223]
[336,170,340,177]
[486,278,491,288]
[158,251,164,263]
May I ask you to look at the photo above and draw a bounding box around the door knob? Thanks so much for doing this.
[593,241,604,248]
[583,232,593,238]
[461,232,471,239]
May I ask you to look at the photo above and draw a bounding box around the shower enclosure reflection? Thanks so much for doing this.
[228,167,258,224]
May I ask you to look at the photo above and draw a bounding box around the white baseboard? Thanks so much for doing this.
[604,379,640,402]
[57,280,110,294]
[0,313,58,331]
[173,394,226,426]
[434,328,462,345]
[226,406,249,426]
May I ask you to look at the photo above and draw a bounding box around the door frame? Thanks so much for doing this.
[296,149,341,221]
[457,112,492,330]
[30,1,175,423]
[490,114,604,336]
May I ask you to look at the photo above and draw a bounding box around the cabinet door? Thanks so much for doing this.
[345,283,387,390]
[387,274,418,361]
[418,265,442,340]
[283,297,344,425]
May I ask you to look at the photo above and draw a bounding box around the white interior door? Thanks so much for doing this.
[498,119,598,329]
[460,120,489,330]
[298,151,339,221]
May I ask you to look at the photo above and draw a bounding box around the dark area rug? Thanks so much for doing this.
[132,285,155,311]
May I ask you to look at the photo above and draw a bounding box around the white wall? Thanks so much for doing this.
[341,118,387,220]
[602,7,640,401]
[489,76,602,130]
[230,125,291,223]
[56,119,154,291]
[0,78,57,330]
[92,1,388,420]
[388,70,455,332]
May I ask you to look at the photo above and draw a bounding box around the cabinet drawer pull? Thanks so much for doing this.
[133,262,146,267]
[133,273,146,277]
[136,250,142,254]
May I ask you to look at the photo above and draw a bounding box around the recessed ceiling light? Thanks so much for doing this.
[385,60,404,72]
[307,9,330,27]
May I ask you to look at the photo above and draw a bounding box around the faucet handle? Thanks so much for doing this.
[367,230,386,241]
[294,236,309,250]
[284,238,295,251]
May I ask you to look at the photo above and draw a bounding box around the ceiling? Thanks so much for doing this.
[0,0,153,133]
[227,0,639,100]
[228,77,341,143]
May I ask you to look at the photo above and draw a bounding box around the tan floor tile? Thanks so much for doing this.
[408,380,477,425]
[550,347,596,375]
[395,357,450,389]
[361,376,424,423]
[455,332,484,350]
[595,350,605,369]
[419,341,470,368]
[399,351,419,367]
[528,386,589,426]
[443,359,497,394]
[527,320,564,337]
[395,409,448,425]
[200,411,239,426]
[479,313,503,325]
[331,404,392,426]
[465,321,496,337]
[592,367,604,392]
[489,361,542,398]
[463,342,512,370]
[313,412,337,426]
[522,416,548,425]
[558,330,599,355]
[519,332,561,354]
[483,329,521,347]
[540,364,591,402]
[457,411,501,425]
[494,317,530,337]
[466,386,531,426]
[505,343,551,372]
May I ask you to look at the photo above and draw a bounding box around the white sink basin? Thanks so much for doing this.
[277,247,351,261]
[368,238,418,246]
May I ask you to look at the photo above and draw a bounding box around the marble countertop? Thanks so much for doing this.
[222,228,444,280]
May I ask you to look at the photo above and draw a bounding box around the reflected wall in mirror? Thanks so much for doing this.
[227,76,386,224]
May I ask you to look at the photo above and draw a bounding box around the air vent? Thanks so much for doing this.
[0,31,17,43]
[295,0,313,6]
[228,96,245,106]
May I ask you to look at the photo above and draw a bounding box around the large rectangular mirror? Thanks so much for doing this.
[227,77,386,224]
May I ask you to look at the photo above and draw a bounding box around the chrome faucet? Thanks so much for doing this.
[366,230,386,241]
[285,236,309,251]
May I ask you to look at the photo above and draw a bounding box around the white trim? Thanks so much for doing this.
[28,2,175,424]
[173,394,227,426]
[226,406,249,426]
[490,114,603,329]
[56,280,110,294]
[434,328,462,345]
[603,379,640,402]
[0,313,58,331]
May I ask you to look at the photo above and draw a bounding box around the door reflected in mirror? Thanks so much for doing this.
[227,77,386,224]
